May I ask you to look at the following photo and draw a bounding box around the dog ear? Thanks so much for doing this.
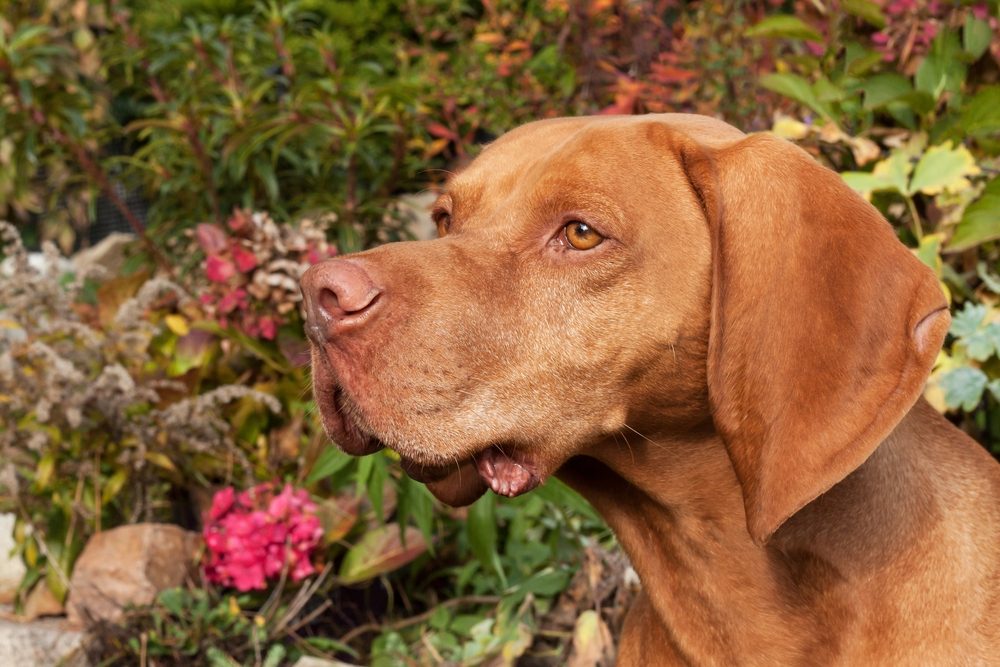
[680,132,949,545]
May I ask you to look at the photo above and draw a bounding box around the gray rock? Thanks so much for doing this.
[0,616,89,666]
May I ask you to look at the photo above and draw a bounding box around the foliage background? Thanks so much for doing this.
[0,0,998,665]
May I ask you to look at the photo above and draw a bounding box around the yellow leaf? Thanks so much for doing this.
[144,451,178,473]
[771,116,810,140]
[34,453,55,490]
[164,314,190,336]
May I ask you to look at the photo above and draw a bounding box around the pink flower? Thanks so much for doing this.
[231,244,258,273]
[202,483,323,591]
[195,223,228,255]
[805,41,824,57]
[206,255,236,283]
[209,487,235,520]
[258,316,278,340]
[217,288,249,314]
[972,4,988,20]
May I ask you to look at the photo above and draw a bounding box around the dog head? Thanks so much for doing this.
[302,114,948,543]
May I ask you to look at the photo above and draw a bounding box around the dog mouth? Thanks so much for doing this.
[318,381,541,499]
[399,445,541,498]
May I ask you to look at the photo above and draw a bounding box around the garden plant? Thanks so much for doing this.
[0,0,998,665]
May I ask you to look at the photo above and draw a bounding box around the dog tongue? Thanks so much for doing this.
[477,448,540,497]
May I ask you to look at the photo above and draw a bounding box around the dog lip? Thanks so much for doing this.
[320,384,384,456]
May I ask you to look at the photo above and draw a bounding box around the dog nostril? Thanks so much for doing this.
[304,259,383,331]
[319,287,342,317]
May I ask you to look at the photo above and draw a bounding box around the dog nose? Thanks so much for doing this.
[301,259,383,339]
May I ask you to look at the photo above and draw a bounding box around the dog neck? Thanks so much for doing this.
[557,405,931,661]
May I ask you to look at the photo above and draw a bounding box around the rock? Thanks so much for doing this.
[23,582,65,620]
[66,523,199,627]
[0,513,25,605]
[0,616,89,666]
[395,192,437,240]
[293,657,362,667]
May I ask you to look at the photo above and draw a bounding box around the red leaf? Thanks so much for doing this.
[339,524,427,584]
[427,122,459,141]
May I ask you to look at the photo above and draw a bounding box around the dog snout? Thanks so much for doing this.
[301,259,383,340]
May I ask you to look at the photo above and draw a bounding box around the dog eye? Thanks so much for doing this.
[563,221,603,250]
[433,211,451,237]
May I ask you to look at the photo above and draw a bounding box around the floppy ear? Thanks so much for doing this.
[687,132,949,545]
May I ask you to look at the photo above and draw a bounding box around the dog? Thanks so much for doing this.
[301,114,1000,664]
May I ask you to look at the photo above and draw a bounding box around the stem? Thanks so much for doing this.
[183,113,224,225]
[904,194,923,242]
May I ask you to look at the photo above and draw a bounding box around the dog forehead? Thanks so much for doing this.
[449,114,744,200]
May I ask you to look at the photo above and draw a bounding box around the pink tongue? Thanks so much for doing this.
[477,448,540,497]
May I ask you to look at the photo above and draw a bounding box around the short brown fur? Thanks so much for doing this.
[302,114,1000,664]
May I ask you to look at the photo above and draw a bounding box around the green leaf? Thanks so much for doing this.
[206,647,241,667]
[958,86,1000,140]
[306,446,353,485]
[157,588,186,616]
[908,142,980,196]
[759,73,834,121]
[745,16,823,42]
[963,16,992,60]
[262,644,286,667]
[397,476,435,547]
[861,73,912,110]
[467,494,504,581]
[339,524,427,584]
[532,477,602,523]
[915,32,966,99]
[940,366,988,411]
[841,0,886,28]
[964,323,1000,361]
[914,232,944,276]
[950,302,988,338]
[514,567,571,597]
[841,150,911,196]
[947,179,1000,251]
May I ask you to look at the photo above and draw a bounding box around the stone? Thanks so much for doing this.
[293,657,362,667]
[66,523,199,627]
[0,616,89,666]
[0,513,25,605]
[23,582,65,620]
[395,192,437,240]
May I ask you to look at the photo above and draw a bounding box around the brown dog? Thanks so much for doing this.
[301,114,1000,664]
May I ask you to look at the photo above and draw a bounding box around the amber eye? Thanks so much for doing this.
[433,212,451,237]
[564,220,603,250]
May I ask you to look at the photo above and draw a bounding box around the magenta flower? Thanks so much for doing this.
[202,483,324,591]
[231,244,259,273]
[206,255,236,283]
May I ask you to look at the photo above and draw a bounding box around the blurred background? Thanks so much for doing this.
[0,1,998,665]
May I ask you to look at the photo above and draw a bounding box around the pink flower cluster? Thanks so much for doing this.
[194,209,337,340]
[203,483,324,591]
